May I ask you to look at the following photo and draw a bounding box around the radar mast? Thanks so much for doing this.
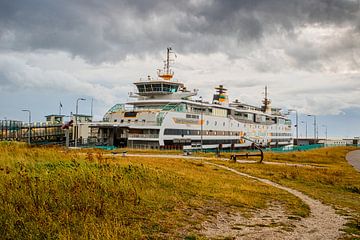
[158,47,175,81]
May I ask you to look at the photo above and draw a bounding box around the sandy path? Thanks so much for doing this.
[202,162,347,240]
[346,150,360,172]
[96,152,345,238]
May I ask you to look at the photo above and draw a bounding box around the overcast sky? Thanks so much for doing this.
[0,0,359,137]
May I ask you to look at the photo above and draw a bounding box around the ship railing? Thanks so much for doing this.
[138,77,179,83]
[128,133,159,139]
[112,121,160,126]
[130,121,160,126]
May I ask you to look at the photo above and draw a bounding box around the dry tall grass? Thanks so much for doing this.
[0,142,308,239]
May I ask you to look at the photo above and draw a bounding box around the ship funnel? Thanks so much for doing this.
[212,85,229,105]
[261,86,272,114]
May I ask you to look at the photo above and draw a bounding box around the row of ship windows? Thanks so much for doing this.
[114,118,289,131]
[164,129,242,136]
[114,119,146,123]
[164,129,291,137]
[165,139,242,145]
[270,133,293,136]
[270,139,292,142]
[204,121,288,131]
[164,139,291,145]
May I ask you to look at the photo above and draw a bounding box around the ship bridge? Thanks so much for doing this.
[134,80,184,96]
[132,47,196,100]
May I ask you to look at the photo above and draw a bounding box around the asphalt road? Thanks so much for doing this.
[346,150,360,172]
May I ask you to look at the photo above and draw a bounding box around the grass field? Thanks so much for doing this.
[0,142,359,239]
[0,142,308,239]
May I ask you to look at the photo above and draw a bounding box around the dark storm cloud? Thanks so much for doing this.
[0,0,359,63]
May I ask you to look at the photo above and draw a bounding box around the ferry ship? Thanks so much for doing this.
[90,48,293,149]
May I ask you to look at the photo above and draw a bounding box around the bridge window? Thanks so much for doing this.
[170,85,178,92]
[152,84,161,92]
[163,84,170,92]
[144,84,152,91]
[137,84,145,92]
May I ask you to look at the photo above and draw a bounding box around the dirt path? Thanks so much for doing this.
[346,150,360,172]
[100,152,345,238]
[202,162,347,240]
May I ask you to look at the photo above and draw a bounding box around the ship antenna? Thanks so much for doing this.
[158,47,175,81]
[166,47,171,75]
[265,86,268,103]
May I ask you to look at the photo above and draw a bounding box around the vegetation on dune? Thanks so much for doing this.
[0,142,308,239]
[264,146,359,165]
[94,147,182,155]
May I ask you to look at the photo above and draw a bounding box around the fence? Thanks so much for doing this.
[0,120,67,144]
[265,144,325,152]
[186,144,329,153]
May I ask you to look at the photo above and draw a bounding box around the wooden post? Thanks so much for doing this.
[65,129,69,148]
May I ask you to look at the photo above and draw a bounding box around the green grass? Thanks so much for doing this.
[0,142,308,239]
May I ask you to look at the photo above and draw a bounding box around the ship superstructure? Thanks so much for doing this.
[91,48,292,149]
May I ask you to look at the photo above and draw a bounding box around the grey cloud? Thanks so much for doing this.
[0,55,119,104]
[0,0,359,64]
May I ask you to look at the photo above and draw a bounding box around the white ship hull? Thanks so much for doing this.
[91,99,292,150]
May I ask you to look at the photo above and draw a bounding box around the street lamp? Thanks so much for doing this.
[322,124,328,141]
[288,109,299,143]
[301,121,308,139]
[21,109,31,144]
[75,98,86,148]
[307,114,317,140]
[199,96,204,152]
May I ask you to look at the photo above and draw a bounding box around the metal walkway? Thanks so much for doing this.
[0,120,68,144]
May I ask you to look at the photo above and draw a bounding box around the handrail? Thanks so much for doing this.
[128,133,159,138]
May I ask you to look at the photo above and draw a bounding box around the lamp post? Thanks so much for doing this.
[301,121,308,139]
[322,124,328,140]
[199,96,204,152]
[21,109,31,144]
[307,114,317,140]
[75,98,86,148]
[288,109,299,143]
